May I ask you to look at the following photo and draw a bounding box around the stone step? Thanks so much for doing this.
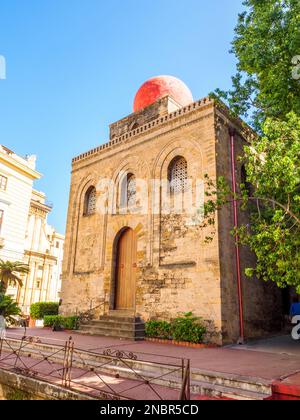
[79,311,146,341]
[99,315,143,323]
[79,324,145,335]
[78,329,144,340]
[109,310,136,317]
[82,316,145,325]
[79,324,145,340]
[80,326,145,336]
[80,323,145,332]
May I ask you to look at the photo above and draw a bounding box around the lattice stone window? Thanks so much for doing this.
[127,174,136,207]
[84,187,96,216]
[169,157,188,194]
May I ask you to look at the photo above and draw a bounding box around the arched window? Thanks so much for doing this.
[127,174,136,207]
[84,186,96,216]
[120,173,137,210]
[168,156,188,194]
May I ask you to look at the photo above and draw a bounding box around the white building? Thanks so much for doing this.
[0,145,64,314]
[17,190,65,314]
[0,145,40,261]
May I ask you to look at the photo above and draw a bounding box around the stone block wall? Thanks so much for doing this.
[60,98,283,345]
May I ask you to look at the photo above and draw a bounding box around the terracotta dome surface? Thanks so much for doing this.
[133,76,194,113]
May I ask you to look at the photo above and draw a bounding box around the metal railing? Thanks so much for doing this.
[0,334,191,401]
[77,297,107,326]
[180,360,191,400]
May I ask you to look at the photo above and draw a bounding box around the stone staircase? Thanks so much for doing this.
[79,310,145,341]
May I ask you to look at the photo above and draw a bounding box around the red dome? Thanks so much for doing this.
[133,76,193,113]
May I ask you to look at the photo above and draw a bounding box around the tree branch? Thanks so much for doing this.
[213,196,300,226]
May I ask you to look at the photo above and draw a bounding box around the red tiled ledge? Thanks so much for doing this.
[145,338,219,349]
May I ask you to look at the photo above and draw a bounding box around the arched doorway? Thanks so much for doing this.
[114,228,137,310]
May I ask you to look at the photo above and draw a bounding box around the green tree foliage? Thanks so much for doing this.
[0,294,21,322]
[241,114,300,292]
[215,0,300,130]
[204,115,300,292]
[210,1,300,293]
[0,260,29,294]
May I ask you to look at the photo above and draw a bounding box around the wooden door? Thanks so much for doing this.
[115,228,137,310]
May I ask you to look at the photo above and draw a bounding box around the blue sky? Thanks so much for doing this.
[0,0,244,233]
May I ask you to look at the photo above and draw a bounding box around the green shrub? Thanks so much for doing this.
[43,315,79,330]
[145,320,171,339]
[30,302,59,320]
[171,312,206,344]
[145,313,207,344]
[62,316,79,330]
[43,315,63,328]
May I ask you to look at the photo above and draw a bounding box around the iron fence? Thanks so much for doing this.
[0,334,190,401]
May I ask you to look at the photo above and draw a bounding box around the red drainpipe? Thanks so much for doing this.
[229,127,245,344]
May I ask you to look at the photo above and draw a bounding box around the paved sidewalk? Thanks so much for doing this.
[230,335,300,358]
[6,328,300,383]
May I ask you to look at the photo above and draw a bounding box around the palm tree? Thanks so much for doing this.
[0,294,21,323]
[0,260,29,294]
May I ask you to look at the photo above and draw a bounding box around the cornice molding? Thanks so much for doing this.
[24,249,57,262]
[72,97,214,165]
[30,199,52,215]
[0,153,42,180]
[71,97,256,171]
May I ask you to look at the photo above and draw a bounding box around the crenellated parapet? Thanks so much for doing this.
[72,97,214,164]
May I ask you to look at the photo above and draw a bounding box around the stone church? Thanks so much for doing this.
[60,76,282,345]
